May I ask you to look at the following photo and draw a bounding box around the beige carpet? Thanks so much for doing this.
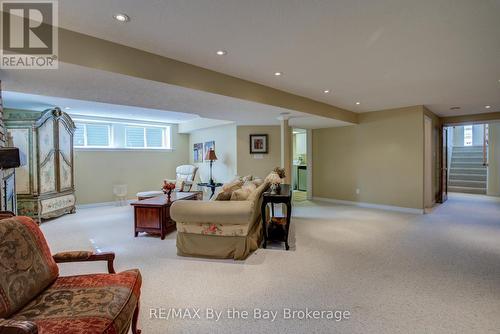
[41,193,500,333]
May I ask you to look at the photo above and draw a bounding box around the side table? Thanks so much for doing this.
[261,184,292,250]
[197,182,223,199]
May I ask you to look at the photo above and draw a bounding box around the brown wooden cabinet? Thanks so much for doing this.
[131,192,200,239]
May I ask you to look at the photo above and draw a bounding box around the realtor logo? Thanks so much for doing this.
[1,0,58,69]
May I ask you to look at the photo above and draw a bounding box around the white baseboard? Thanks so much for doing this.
[312,197,424,215]
[77,200,133,209]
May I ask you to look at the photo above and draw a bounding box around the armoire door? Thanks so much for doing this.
[37,118,57,194]
[57,119,74,191]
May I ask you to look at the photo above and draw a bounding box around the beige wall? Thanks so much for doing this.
[236,126,281,178]
[75,125,189,204]
[189,124,237,184]
[313,106,425,210]
[487,122,500,196]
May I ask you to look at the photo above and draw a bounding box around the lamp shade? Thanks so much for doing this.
[205,148,218,161]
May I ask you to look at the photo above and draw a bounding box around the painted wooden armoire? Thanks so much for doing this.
[5,107,76,221]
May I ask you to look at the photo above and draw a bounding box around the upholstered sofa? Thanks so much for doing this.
[170,181,269,260]
[0,215,142,334]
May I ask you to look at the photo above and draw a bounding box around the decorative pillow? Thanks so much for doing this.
[241,175,253,182]
[242,181,257,192]
[222,179,243,193]
[230,188,252,201]
[230,182,257,201]
[251,178,264,187]
[215,191,232,201]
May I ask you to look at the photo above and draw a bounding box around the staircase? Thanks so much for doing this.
[449,146,487,194]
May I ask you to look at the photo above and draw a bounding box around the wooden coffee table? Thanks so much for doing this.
[131,192,200,240]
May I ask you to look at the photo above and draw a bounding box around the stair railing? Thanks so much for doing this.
[483,124,489,166]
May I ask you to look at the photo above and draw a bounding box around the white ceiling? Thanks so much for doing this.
[0,63,352,128]
[55,0,500,116]
[2,91,199,124]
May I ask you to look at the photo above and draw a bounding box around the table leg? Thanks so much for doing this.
[285,200,291,250]
[209,187,216,199]
[261,201,268,248]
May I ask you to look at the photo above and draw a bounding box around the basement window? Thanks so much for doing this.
[74,118,171,150]
[74,123,111,148]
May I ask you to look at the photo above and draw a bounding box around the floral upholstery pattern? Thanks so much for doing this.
[13,269,142,334]
[0,216,142,334]
[177,222,248,236]
[0,216,59,318]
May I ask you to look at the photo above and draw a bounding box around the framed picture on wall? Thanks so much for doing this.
[204,141,215,158]
[193,143,203,162]
[249,134,268,154]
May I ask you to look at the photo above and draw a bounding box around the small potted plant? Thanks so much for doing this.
[162,180,176,200]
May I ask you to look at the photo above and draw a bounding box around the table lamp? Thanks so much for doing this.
[205,148,218,185]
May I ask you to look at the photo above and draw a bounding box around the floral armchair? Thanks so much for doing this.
[0,213,142,334]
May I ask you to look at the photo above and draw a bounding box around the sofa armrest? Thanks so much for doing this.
[53,251,115,274]
[0,319,37,334]
[171,200,254,225]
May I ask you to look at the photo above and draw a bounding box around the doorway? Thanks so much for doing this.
[443,123,490,195]
[292,128,308,201]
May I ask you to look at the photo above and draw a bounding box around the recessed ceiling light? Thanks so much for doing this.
[216,50,227,56]
[274,72,282,76]
[113,13,130,22]
[485,105,491,109]
[64,107,71,110]
[450,106,461,110]
[356,102,361,105]
[323,89,330,94]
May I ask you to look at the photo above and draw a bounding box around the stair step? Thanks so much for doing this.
[448,186,486,194]
[451,162,487,168]
[449,173,487,181]
[451,157,485,163]
[450,168,487,175]
[448,180,486,188]
[452,151,484,156]
[453,146,484,151]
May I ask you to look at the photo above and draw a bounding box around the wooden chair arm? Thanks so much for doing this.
[53,251,116,274]
[0,211,15,220]
[0,319,37,334]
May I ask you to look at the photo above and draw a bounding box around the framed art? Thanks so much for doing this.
[249,134,268,154]
[193,143,203,162]
[204,141,215,158]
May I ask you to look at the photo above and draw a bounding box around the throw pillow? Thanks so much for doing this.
[242,181,257,192]
[241,175,253,182]
[215,191,232,201]
[251,178,264,187]
[230,187,254,201]
[222,179,244,193]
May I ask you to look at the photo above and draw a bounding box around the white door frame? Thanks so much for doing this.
[307,129,313,200]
